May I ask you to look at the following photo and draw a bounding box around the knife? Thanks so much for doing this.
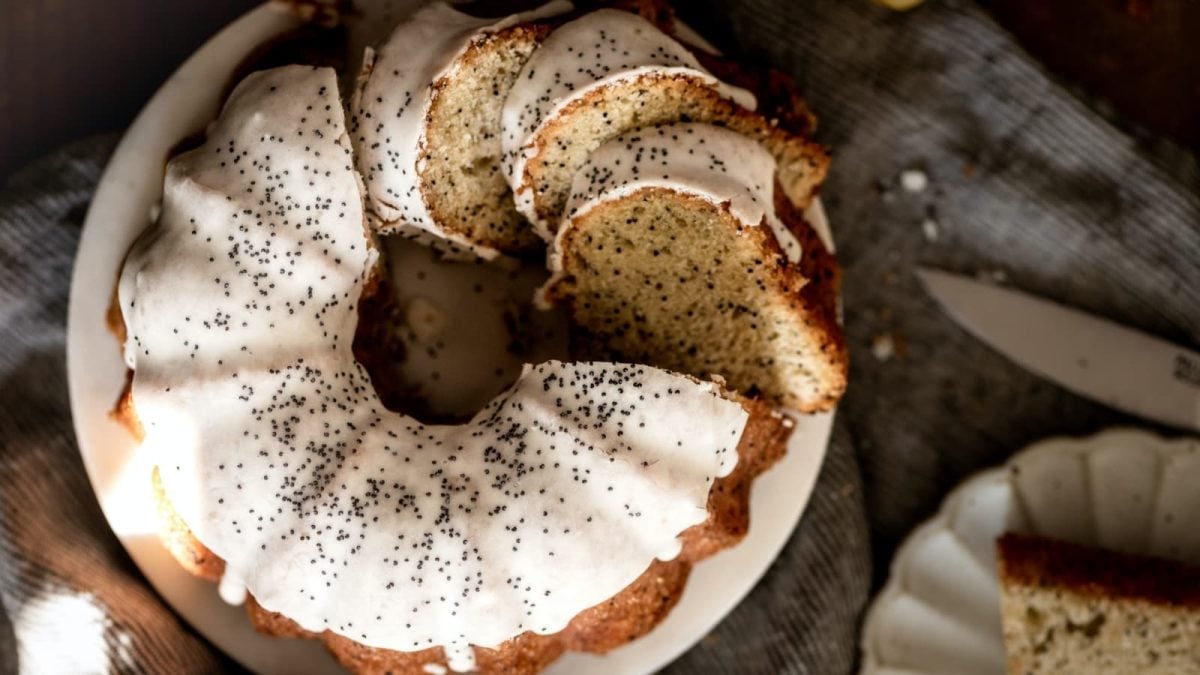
[916,267,1200,432]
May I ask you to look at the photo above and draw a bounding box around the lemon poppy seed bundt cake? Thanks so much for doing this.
[111,3,846,673]
[116,64,794,673]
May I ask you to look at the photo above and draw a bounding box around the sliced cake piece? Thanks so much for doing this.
[501,8,829,241]
[998,532,1200,675]
[541,123,847,412]
[353,1,569,258]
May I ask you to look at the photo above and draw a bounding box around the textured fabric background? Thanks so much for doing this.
[1,0,1197,673]
[0,137,231,674]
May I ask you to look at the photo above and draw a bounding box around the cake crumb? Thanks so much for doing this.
[871,333,896,361]
[900,168,928,193]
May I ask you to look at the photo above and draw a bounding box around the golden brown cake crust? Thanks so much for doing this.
[774,187,847,394]
[997,533,1200,608]
[691,48,820,140]
[997,532,1200,674]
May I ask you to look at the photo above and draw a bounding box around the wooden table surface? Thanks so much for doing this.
[0,0,1196,181]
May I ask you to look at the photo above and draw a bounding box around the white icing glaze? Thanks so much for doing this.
[500,9,757,238]
[558,123,801,264]
[218,570,247,605]
[353,1,570,260]
[119,65,746,666]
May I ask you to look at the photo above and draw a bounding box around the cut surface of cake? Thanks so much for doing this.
[997,532,1200,674]
[501,8,828,240]
[353,1,569,258]
[541,123,847,412]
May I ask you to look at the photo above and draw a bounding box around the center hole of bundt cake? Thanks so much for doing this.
[353,235,570,424]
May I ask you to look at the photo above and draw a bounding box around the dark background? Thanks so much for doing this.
[0,0,1197,182]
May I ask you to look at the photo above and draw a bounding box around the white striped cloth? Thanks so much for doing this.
[0,137,230,673]
[1,0,1197,673]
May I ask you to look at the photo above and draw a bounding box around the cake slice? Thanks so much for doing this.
[501,9,829,241]
[541,123,846,412]
[997,532,1200,674]
[353,1,569,258]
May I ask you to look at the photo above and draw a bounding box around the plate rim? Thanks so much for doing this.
[858,426,1199,674]
[66,3,836,673]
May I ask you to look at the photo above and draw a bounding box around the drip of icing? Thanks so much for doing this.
[353,1,571,260]
[555,123,802,264]
[500,10,757,234]
[120,65,746,658]
[422,664,448,675]
[218,571,247,605]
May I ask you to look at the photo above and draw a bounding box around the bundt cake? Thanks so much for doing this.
[997,533,1200,674]
[541,123,847,412]
[114,63,797,673]
[500,9,829,240]
[352,1,569,258]
[111,2,849,671]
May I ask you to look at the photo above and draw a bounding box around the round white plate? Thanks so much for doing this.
[859,428,1200,674]
[66,4,836,673]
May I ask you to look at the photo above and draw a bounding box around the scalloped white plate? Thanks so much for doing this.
[66,3,836,673]
[860,428,1200,674]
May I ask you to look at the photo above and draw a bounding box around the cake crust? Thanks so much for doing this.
[998,533,1200,608]
[997,533,1200,674]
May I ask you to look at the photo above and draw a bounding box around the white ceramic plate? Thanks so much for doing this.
[859,428,1200,674]
[66,4,836,673]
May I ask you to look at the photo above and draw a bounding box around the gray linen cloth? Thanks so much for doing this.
[1,0,1197,672]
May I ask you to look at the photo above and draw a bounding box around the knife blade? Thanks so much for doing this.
[917,267,1200,432]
